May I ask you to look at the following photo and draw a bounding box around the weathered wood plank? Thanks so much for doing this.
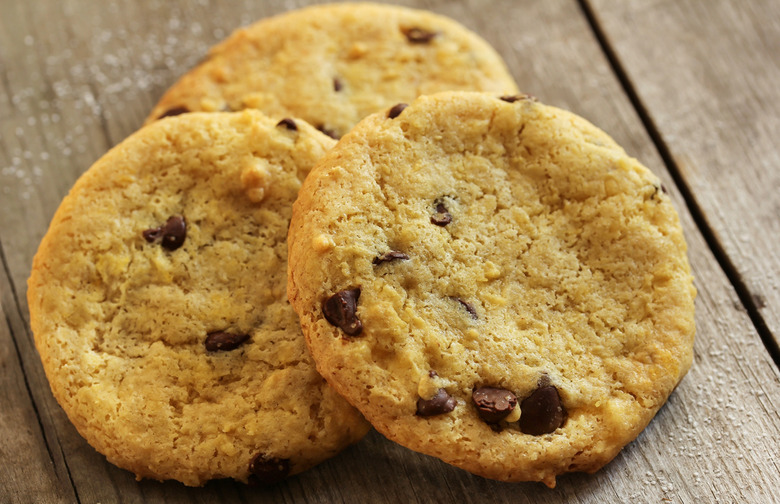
[0,254,77,503]
[585,0,780,353]
[0,0,778,502]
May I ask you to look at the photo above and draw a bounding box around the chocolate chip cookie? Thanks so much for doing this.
[145,3,519,139]
[287,91,696,487]
[27,111,369,486]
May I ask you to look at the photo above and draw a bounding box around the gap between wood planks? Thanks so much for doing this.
[577,0,780,369]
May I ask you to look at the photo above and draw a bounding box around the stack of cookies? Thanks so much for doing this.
[27,3,696,489]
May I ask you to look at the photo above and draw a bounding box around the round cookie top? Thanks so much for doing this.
[145,3,519,139]
[27,111,369,486]
[287,92,697,487]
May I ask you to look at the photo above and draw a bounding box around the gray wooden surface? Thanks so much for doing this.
[1,0,778,502]
[587,0,780,363]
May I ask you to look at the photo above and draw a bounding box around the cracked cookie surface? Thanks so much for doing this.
[287,91,696,487]
[27,111,369,486]
[145,3,519,139]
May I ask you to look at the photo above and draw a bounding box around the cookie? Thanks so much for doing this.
[145,3,519,139]
[287,91,697,487]
[27,110,370,486]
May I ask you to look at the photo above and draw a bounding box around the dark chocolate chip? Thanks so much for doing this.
[472,387,517,424]
[428,370,439,378]
[205,331,250,352]
[276,118,298,131]
[430,202,452,226]
[488,423,504,433]
[404,27,438,44]
[333,77,343,92]
[142,227,163,243]
[160,216,186,250]
[455,298,478,319]
[518,385,567,435]
[417,388,457,417]
[323,288,363,336]
[142,216,187,251]
[373,250,410,265]
[248,454,290,485]
[316,124,340,140]
[387,103,408,119]
[157,106,189,120]
[500,93,537,103]
[499,94,536,103]
[651,182,668,201]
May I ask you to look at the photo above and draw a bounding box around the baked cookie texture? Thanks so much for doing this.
[287,92,696,487]
[27,111,369,486]
[145,3,519,139]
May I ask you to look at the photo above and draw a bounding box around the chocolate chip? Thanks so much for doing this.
[403,27,438,44]
[316,124,340,140]
[142,227,163,242]
[387,103,408,119]
[276,118,297,131]
[373,250,410,265]
[157,106,189,120]
[333,77,343,92]
[499,93,536,103]
[205,331,250,352]
[161,216,186,250]
[472,387,517,424]
[323,288,363,336]
[518,385,567,435]
[651,182,669,201]
[417,388,457,417]
[430,202,452,226]
[455,298,478,319]
[142,216,187,250]
[248,454,290,485]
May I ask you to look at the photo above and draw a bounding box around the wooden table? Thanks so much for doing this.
[2,1,778,502]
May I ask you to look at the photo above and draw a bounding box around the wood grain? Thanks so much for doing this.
[0,261,77,503]
[586,0,780,352]
[1,0,778,502]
